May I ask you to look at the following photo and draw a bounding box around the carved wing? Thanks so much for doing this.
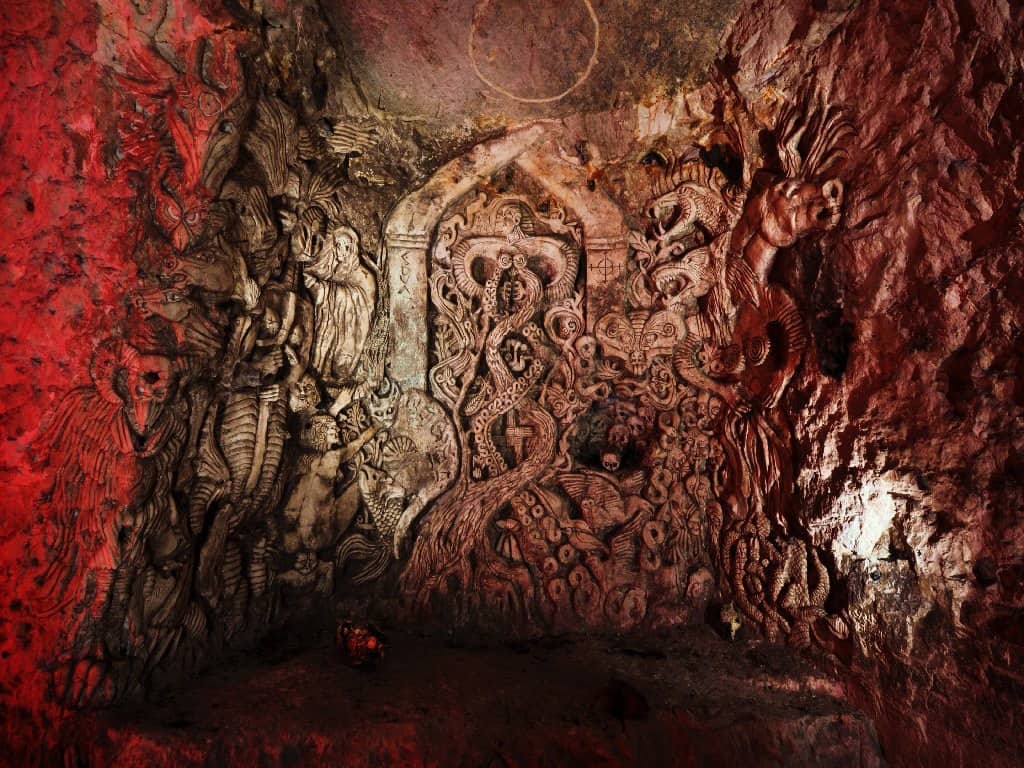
[245,97,297,197]
[36,388,140,599]
[557,471,627,529]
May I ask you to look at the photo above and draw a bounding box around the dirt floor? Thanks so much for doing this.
[54,625,885,767]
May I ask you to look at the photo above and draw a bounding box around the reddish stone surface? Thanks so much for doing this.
[0,0,247,755]
[57,629,883,767]
[1,0,1021,765]
[714,0,1024,764]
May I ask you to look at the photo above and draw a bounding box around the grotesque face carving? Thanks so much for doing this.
[151,180,212,252]
[649,246,713,316]
[289,375,321,416]
[497,204,524,239]
[595,310,684,377]
[759,178,843,248]
[120,355,175,435]
[301,414,341,452]
[262,307,282,338]
[131,283,195,323]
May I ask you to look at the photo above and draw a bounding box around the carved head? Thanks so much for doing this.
[759,94,853,247]
[302,225,361,280]
[649,246,713,316]
[288,375,321,415]
[131,282,194,323]
[757,177,844,248]
[595,310,684,377]
[150,174,214,252]
[262,307,282,338]
[119,354,176,436]
[497,203,524,237]
[601,452,621,472]
[302,414,340,452]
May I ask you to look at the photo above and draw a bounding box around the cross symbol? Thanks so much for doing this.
[590,255,619,284]
[503,410,535,464]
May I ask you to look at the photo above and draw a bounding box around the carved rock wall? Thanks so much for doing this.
[0,0,247,745]
[723,0,1024,764]
[1,0,1021,765]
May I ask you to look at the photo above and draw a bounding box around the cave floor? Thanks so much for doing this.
[66,626,885,767]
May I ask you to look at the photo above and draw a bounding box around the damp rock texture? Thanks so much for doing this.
[1,0,1022,766]
[722,1,1024,765]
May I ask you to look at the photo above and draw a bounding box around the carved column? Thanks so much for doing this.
[584,234,629,329]
[386,233,431,391]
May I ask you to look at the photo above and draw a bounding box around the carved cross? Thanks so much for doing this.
[590,254,620,284]
[503,410,534,464]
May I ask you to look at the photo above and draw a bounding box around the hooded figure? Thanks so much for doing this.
[300,224,376,386]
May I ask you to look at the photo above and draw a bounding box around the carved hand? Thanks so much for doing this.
[255,348,284,375]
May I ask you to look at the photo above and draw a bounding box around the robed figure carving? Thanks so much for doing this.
[299,224,376,387]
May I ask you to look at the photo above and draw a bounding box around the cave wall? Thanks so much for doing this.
[1,0,1022,765]
[738,0,1024,764]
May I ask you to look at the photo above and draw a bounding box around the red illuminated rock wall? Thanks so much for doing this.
[719,0,1024,764]
[0,0,250,752]
[1,0,1021,765]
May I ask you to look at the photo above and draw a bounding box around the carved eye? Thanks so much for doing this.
[164,203,180,222]
[220,120,236,134]
[640,151,668,169]
[184,209,201,225]
[162,257,178,272]
[198,91,222,117]
[164,291,185,302]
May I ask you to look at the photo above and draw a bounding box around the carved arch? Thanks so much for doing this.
[383,123,630,390]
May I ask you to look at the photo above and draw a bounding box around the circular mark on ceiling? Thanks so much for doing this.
[468,0,600,104]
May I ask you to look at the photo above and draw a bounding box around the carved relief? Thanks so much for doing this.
[34,5,855,704]
[395,91,852,644]
[32,16,406,705]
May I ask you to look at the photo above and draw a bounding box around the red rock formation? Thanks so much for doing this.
[1,0,1020,765]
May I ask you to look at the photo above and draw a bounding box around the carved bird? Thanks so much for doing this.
[557,469,644,531]
[35,341,181,627]
[559,518,609,558]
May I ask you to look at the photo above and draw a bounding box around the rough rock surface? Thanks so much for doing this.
[720,1,1024,765]
[1,0,1021,765]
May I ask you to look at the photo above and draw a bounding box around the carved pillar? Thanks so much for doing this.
[584,234,629,328]
[386,233,430,391]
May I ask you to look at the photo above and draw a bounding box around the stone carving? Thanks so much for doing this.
[396,92,852,644]
[31,20,409,705]
[34,4,854,704]
[36,341,187,705]
[398,188,720,633]
[663,94,853,646]
[299,224,376,395]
